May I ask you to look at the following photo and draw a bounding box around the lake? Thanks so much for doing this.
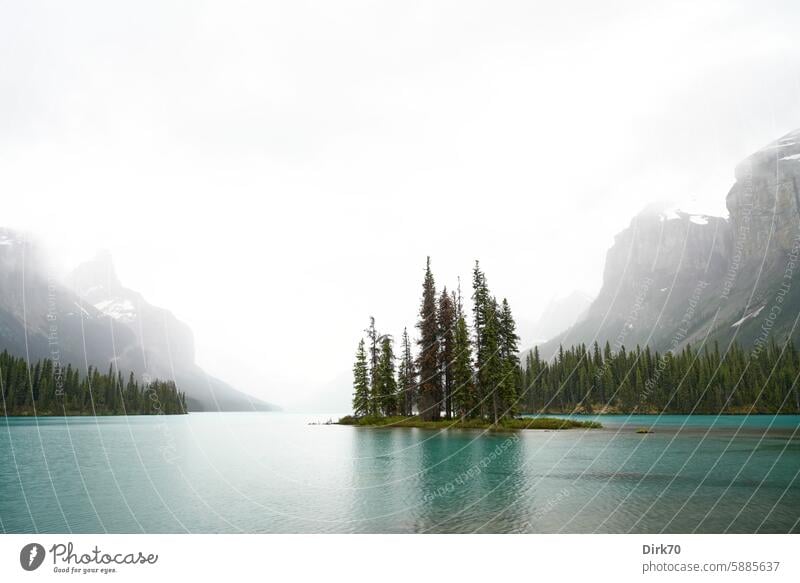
[1,413,798,533]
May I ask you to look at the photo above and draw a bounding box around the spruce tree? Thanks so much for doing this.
[352,339,370,416]
[438,287,455,419]
[416,257,441,421]
[397,327,416,416]
[375,336,398,415]
[498,298,520,418]
[365,317,380,415]
[452,313,474,418]
[472,262,493,419]
[480,297,503,423]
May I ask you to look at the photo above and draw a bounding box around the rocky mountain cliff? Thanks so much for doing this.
[535,128,800,360]
[0,232,278,412]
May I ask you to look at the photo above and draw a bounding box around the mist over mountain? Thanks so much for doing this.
[533,128,800,360]
[0,232,278,412]
[519,291,593,346]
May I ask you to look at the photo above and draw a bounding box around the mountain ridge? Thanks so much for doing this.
[0,231,279,412]
[532,128,800,360]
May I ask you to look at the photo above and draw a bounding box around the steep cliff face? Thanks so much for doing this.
[713,128,800,348]
[538,210,731,359]
[728,127,800,264]
[0,233,279,412]
[535,128,800,359]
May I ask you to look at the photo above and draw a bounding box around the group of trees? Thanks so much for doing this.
[0,350,187,415]
[521,340,800,414]
[352,258,521,423]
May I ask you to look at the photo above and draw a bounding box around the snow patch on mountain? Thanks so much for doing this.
[93,298,137,323]
[73,302,92,318]
[658,208,711,226]
[731,305,765,328]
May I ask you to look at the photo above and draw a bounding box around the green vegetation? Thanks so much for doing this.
[338,415,601,431]
[521,339,800,414]
[350,258,522,423]
[0,350,187,416]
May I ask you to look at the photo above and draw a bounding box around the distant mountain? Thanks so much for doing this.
[519,291,593,345]
[0,231,278,412]
[533,128,800,360]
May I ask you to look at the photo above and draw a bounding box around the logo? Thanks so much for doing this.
[20,543,46,571]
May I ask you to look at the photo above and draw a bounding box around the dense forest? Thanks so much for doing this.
[522,340,800,414]
[352,258,800,419]
[0,350,187,415]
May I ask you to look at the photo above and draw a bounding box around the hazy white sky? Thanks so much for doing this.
[2,0,799,410]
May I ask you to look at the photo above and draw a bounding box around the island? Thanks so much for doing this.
[338,415,601,431]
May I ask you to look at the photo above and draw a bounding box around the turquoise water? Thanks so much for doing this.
[0,413,798,533]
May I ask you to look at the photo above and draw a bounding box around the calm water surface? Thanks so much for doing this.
[1,413,798,533]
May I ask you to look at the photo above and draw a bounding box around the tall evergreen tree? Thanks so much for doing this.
[452,312,475,418]
[352,339,370,416]
[416,257,441,421]
[480,297,504,423]
[364,317,380,415]
[472,262,493,418]
[438,287,455,419]
[397,327,417,416]
[498,297,520,418]
[375,336,398,415]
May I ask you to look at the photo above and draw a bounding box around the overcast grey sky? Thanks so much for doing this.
[2,0,799,410]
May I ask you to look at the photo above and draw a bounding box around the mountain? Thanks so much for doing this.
[533,128,800,360]
[0,231,278,412]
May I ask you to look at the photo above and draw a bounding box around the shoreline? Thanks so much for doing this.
[336,415,602,431]
[1,412,188,418]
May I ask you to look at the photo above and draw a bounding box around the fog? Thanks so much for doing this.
[2,0,799,410]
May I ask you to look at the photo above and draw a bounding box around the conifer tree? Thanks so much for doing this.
[438,287,455,419]
[416,257,441,421]
[498,297,520,418]
[472,262,505,419]
[352,339,370,417]
[397,327,416,416]
[375,336,398,415]
[365,317,380,415]
[452,312,474,418]
[480,297,503,423]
